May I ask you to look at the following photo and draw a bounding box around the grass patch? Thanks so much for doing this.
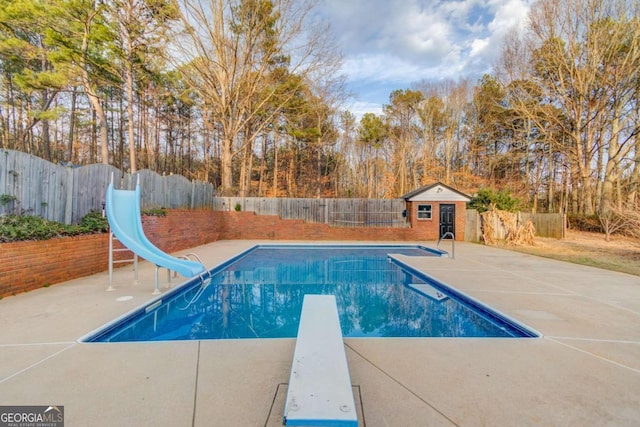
[504,232,640,277]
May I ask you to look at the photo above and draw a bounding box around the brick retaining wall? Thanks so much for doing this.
[0,234,110,297]
[1,210,428,298]
[0,210,220,298]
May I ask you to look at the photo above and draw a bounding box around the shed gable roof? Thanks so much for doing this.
[401,182,471,202]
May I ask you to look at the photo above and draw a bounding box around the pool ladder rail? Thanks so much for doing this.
[437,231,455,259]
[149,253,211,296]
[146,253,211,296]
[179,252,213,285]
[177,253,213,310]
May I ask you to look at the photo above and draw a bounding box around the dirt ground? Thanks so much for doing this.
[499,230,640,277]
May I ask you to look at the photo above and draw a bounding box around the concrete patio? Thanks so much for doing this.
[1,240,639,426]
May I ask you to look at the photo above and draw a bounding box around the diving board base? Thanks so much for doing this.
[283,295,358,427]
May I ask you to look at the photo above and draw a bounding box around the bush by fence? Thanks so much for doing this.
[0,150,215,224]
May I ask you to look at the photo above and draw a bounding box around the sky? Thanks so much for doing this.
[316,0,532,118]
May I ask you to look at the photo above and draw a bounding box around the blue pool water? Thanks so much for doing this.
[84,245,538,342]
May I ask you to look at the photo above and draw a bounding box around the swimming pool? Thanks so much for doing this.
[83,245,539,342]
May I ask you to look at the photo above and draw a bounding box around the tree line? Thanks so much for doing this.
[1,0,638,217]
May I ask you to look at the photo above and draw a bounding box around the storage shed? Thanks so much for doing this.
[402,182,471,241]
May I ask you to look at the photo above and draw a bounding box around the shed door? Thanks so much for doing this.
[439,204,455,238]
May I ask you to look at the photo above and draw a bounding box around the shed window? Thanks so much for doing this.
[417,204,432,220]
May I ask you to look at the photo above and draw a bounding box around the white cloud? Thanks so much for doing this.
[342,54,421,83]
[489,0,530,33]
[469,37,490,57]
[460,0,530,69]
[345,100,383,121]
[317,0,531,114]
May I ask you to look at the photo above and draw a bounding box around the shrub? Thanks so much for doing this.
[0,194,17,205]
[0,211,108,243]
[468,188,520,213]
[567,215,602,233]
[142,207,167,217]
[78,210,109,232]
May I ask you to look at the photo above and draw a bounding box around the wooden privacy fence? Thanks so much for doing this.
[465,209,565,241]
[465,209,482,242]
[1,150,407,228]
[0,150,215,224]
[1,149,566,235]
[213,197,410,228]
[520,213,566,239]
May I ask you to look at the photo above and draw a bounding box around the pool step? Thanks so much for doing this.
[283,294,358,426]
[408,283,449,301]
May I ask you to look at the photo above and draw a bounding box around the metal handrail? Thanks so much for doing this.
[437,231,455,259]
[176,253,212,310]
[180,252,212,284]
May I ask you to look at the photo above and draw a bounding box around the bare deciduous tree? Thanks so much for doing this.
[110,0,177,173]
[524,0,640,214]
[173,0,341,194]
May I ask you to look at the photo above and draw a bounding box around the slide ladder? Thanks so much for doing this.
[105,175,207,294]
[107,232,139,291]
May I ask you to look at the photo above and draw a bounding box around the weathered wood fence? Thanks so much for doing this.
[465,209,565,241]
[0,150,215,224]
[213,197,410,228]
[1,149,566,236]
[521,213,566,239]
[465,210,482,242]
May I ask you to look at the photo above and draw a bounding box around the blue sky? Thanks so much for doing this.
[317,0,531,118]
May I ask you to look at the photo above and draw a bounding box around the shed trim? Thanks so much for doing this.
[402,182,471,202]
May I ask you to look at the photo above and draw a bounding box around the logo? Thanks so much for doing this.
[0,406,64,427]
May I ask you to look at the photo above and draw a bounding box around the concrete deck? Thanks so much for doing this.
[1,240,639,426]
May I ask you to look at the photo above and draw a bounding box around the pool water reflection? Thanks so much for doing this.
[85,245,538,341]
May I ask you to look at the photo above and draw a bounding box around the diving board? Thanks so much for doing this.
[105,177,206,294]
[284,295,358,427]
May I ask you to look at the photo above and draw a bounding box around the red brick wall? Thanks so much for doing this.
[141,210,220,253]
[0,210,220,298]
[1,208,463,297]
[0,234,111,297]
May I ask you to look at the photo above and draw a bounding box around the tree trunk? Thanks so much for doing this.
[90,109,97,163]
[221,134,234,194]
[627,136,639,206]
[40,90,51,161]
[125,62,136,173]
[79,65,108,164]
[272,131,279,197]
[547,145,554,212]
[67,88,77,162]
